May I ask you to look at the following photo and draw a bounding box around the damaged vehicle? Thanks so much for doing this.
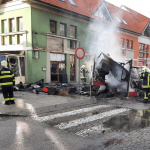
[81,53,143,97]
[0,52,25,86]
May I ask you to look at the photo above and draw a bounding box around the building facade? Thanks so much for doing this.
[1,0,150,84]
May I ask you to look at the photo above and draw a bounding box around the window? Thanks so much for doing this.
[126,39,129,49]
[33,51,39,59]
[18,17,23,31]
[70,25,76,38]
[68,0,76,6]
[17,34,23,44]
[70,55,75,81]
[121,19,128,25]
[50,54,66,83]
[2,36,7,45]
[139,52,144,58]
[121,38,124,48]
[60,23,67,36]
[59,0,65,2]
[146,45,149,52]
[10,18,15,32]
[116,17,122,24]
[70,40,76,49]
[139,43,144,51]
[50,20,57,34]
[10,35,15,45]
[130,41,133,49]
[2,20,7,33]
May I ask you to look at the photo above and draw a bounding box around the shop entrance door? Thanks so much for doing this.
[51,61,66,83]
[51,62,59,82]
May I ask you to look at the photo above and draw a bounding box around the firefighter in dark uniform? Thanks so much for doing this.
[140,69,150,103]
[0,60,15,105]
[80,65,89,86]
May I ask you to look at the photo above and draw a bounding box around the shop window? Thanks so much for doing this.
[60,23,67,37]
[130,41,133,49]
[126,39,129,49]
[18,17,23,31]
[70,25,76,38]
[50,20,57,34]
[121,38,124,48]
[50,53,66,83]
[70,40,76,49]
[51,62,66,83]
[10,35,15,45]
[70,55,75,81]
[1,36,7,45]
[10,18,15,32]
[2,20,7,33]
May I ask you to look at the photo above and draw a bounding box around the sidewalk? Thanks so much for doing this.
[0,91,97,116]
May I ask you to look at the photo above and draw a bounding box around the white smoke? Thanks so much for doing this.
[83,3,130,91]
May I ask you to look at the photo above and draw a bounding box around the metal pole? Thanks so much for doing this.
[90,65,92,97]
[78,59,80,94]
[127,59,132,97]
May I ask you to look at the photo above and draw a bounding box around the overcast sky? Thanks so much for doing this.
[106,0,150,18]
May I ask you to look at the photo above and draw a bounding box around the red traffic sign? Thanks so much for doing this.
[75,47,85,59]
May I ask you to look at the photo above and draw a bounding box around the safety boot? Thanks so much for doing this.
[143,99,148,103]
[10,100,15,104]
[5,101,10,105]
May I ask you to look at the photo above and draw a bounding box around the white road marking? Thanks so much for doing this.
[55,108,129,130]
[35,105,111,122]
[76,125,109,137]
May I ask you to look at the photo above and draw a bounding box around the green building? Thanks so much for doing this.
[0,0,96,84]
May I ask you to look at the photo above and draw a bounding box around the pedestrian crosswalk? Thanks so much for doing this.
[34,104,130,137]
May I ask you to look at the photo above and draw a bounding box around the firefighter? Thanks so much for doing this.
[140,68,150,103]
[0,60,15,105]
[80,65,89,86]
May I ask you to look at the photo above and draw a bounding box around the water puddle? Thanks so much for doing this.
[103,108,150,132]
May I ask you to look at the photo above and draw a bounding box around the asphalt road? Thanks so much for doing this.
[1,93,150,150]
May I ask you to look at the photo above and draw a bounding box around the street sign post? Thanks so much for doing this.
[75,47,85,95]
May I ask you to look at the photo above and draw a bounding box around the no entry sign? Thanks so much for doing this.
[75,47,85,59]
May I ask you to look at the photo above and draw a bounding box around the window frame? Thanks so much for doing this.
[50,20,57,35]
[60,23,67,37]
[70,25,77,39]
[17,17,23,31]
[10,18,15,32]
[130,40,133,49]
[121,38,124,48]
[70,40,76,49]
[126,39,129,49]
[2,20,7,33]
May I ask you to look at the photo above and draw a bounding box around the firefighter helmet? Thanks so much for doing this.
[1,60,7,67]
[81,65,85,69]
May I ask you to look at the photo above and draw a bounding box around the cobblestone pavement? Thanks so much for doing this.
[96,97,150,150]
[103,127,150,150]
